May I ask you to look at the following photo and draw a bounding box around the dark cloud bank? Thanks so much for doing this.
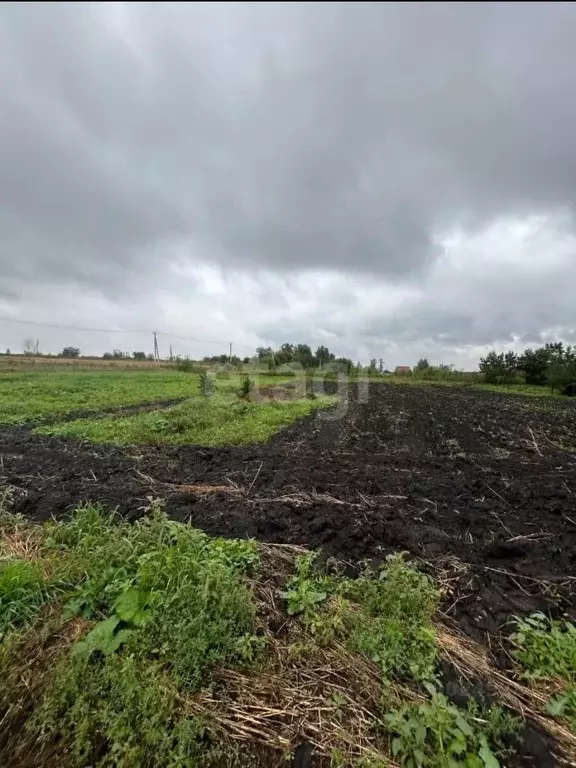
[2,2,576,362]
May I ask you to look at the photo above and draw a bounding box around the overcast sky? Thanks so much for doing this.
[2,2,576,366]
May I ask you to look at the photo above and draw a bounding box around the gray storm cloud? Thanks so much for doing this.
[1,2,576,359]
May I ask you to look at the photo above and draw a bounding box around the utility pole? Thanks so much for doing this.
[229,341,232,363]
[153,332,160,364]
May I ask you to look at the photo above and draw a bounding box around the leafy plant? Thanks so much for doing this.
[341,555,440,681]
[43,504,261,691]
[73,588,151,659]
[511,612,576,731]
[510,612,576,681]
[386,687,514,768]
[283,552,329,616]
[547,687,576,729]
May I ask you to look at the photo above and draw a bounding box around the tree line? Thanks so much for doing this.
[480,342,576,392]
[203,343,361,373]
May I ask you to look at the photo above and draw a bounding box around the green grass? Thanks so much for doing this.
[35,392,336,446]
[0,370,293,426]
[0,559,50,640]
[0,502,524,767]
[470,382,566,399]
[384,376,567,400]
[0,371,198,425]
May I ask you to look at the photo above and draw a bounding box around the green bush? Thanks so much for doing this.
[198,370,215,397]
[238,375,253,399]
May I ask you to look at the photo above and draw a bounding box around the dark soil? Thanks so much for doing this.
[33,397,188,425]
[3,383,575,636]
[2,382,576,765]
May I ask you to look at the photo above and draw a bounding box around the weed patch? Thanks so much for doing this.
[386,686,520,768]
[511,612,576,732]
[284,552,440,681]
[0,502,570,766]
[36,392,336,446]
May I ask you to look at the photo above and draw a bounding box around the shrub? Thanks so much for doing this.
[341,554,440,681]
[198,371,215,397]
[238,375,254,399]
[46,504,260,691]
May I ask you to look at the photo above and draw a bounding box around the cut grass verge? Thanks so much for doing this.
[1,499,573,766]
[34,392,336,446]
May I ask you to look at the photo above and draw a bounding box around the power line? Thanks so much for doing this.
[155,331,229,346]
[0,315,255,350]
[0,316,148,334]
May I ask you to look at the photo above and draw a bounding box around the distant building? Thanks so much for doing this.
[394,365,411,375]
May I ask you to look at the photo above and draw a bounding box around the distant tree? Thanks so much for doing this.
[332,357,354,374]
[479,350,517,385]
[368,358,378,373]
[147,353,155,361]
[132,351,147,360]
[202,354,241,366]
[315,345,334,368]
[22,338,34,355]
[547,359,576,393]
[61,346,80,358]
[294,344,314,368]
[5,348,10,355]
[545,344,576,392]
[517,347,550,385]
[103,349,129,360]
[378,358,384,373]
[479,351,506,384]
[415,358,430,371]
[276,343,295,365]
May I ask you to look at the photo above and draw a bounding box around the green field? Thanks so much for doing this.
[35,392,335,446]
[0,370,336,446]
[0,371,199,425]
[385,375,566,400]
